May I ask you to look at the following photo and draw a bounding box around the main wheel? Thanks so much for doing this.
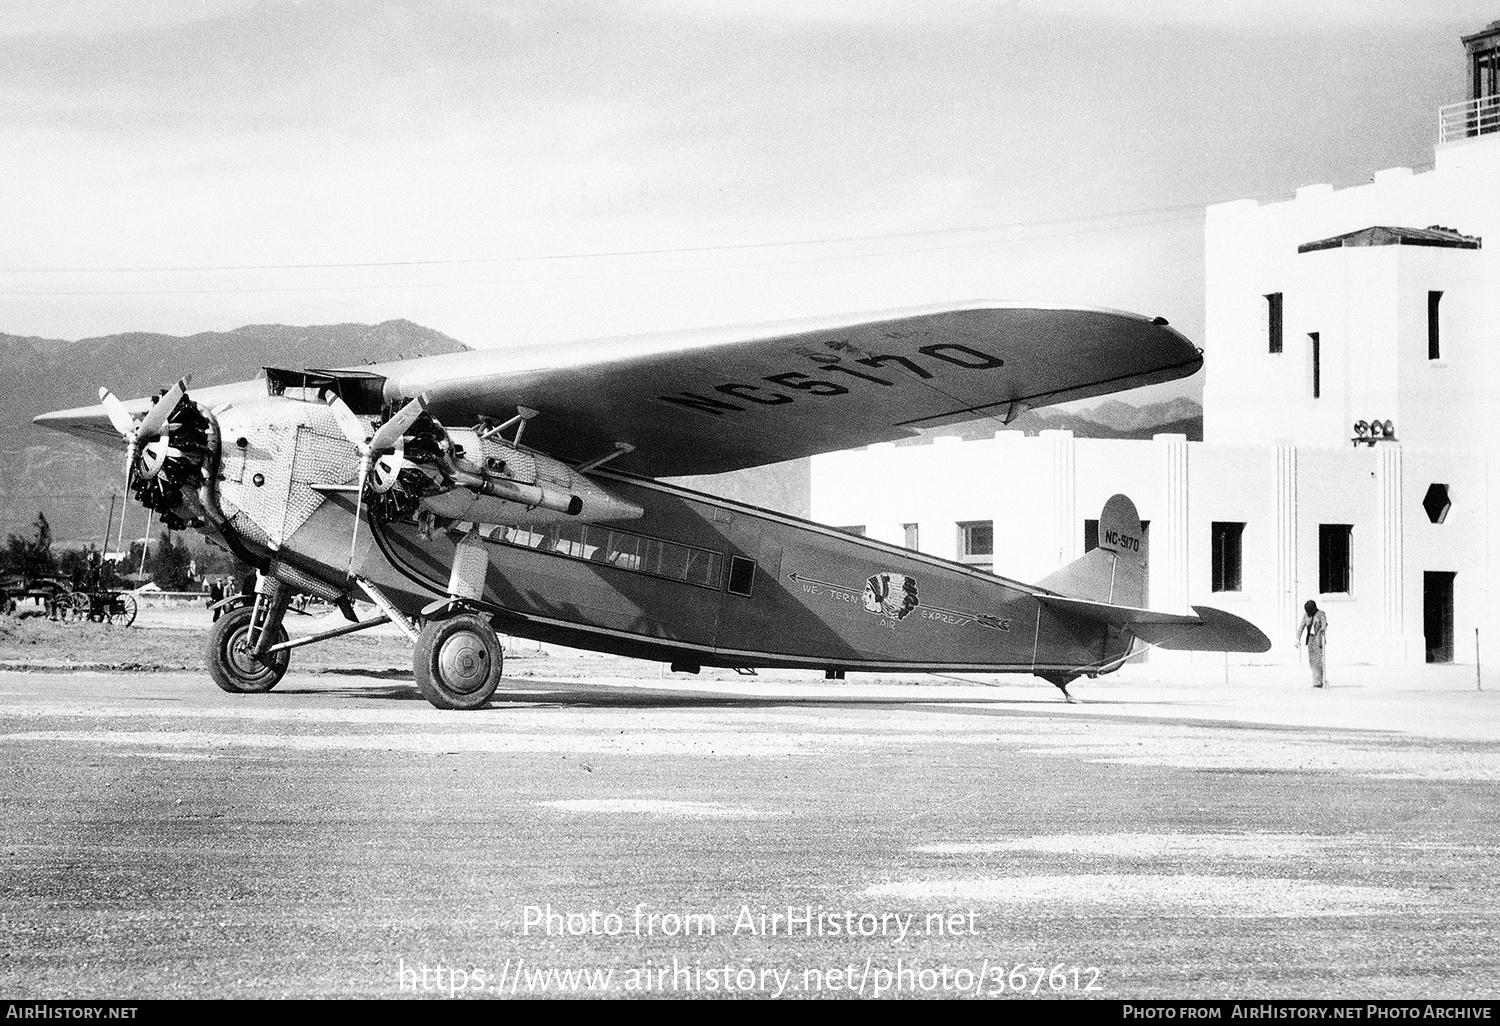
[109,593,138,628]
[413,613,503,710]
[206,604,290,694]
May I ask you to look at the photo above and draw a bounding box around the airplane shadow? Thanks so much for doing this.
[309,667,413,680]
[492,687,1072,711]
[278,674,1074,709]
[274,683,421,701]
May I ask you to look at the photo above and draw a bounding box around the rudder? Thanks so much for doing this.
[1036,494,1147,607]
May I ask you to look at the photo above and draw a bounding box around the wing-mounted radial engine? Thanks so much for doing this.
[319,393,644,534]
[419,416,642,528]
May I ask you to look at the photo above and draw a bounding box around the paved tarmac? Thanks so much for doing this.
[1,656,1498,1000]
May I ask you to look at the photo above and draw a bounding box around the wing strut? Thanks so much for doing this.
[479,406,539,445]
[576,442,636,473]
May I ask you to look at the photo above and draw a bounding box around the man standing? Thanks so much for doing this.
[1294,599,1328,688]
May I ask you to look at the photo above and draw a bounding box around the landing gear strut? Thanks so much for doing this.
[206,577,291,693]
[413,612,504,710]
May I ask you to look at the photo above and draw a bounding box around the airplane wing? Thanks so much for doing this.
[34,301,1201,479]
[375,301,1201,477]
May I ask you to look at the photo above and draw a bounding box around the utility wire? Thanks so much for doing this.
[0,209,1203,297]
[0,198,1223,275]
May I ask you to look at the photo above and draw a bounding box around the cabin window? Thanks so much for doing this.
[607,531,645,570]
[485,522,724,590]
[1211,522,1244,592]
[1318,524,1352,595]
[957,520,993,572]
[727,556,756,596]
[1428,291,1443,360]
[1265,293,1284,354]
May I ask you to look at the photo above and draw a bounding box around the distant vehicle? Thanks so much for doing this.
[0,572,138,627]
[35,302,1269,708]
[0,574,70,618]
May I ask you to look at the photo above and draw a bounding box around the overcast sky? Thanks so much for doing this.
[0,0,1486,405]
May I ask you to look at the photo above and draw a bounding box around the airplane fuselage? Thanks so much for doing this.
[288,470,1133,678]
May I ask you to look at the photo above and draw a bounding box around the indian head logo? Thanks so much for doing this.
[863,572,919,621]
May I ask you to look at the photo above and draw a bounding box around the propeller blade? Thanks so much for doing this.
[136,377,190,441]
[346,452,372,575]
[98,388,137,438]
[325,394,371,450]
[369,395,426,452]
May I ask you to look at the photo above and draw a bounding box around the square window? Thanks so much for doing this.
[1318,524,1352,594]
[957,520,993,571]
[1211,522,1244,592]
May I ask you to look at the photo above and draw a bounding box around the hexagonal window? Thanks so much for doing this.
[1423,483,1451,524]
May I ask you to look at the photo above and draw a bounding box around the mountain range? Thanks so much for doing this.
[0,321,468,545]
[906,396,1203,445]
[0,321,1202,544]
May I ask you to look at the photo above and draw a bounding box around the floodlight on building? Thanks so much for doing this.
[1352,419,1397,446]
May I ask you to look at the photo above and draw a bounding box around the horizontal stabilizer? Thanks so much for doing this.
[1038,595,1272,653]
[1149,605,1273,653]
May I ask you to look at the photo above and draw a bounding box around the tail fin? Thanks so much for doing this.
[1034,493,1272,655]
[1037,494,1146,606]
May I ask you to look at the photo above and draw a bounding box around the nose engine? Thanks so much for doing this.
[98,379,219,533]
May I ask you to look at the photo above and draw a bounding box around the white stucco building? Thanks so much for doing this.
[810,23,1500,670]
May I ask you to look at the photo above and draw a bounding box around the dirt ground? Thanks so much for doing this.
[0,606,414,674]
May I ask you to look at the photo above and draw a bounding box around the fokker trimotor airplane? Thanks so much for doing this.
[35,301,1270,709]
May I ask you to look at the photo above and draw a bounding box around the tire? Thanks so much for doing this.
[205,604,289,694]
[413,613,503,710]
[110,593,138,628]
